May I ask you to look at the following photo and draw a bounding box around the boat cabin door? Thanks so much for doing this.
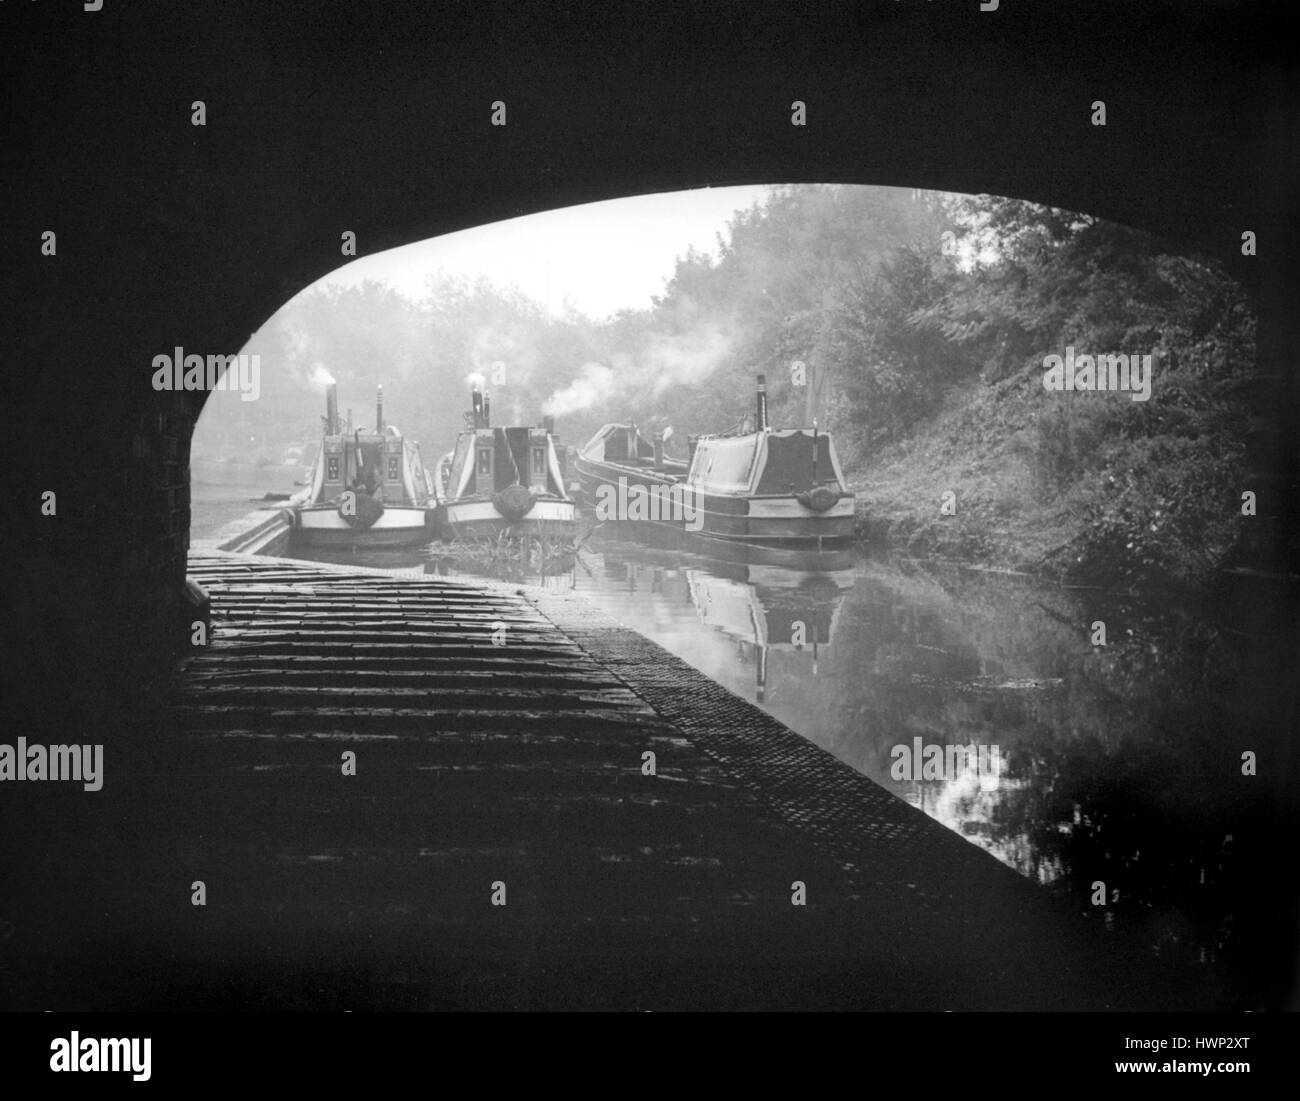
[475,433,495,492]
[347,438,385,496]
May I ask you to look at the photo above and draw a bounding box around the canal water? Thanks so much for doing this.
[194,481,1292,1006]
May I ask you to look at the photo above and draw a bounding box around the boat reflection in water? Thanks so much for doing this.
[687,565,851,701]
[424,548,576,591]
[284,540,577,591]
[587,542,852,703]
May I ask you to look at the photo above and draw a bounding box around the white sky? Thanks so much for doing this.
[309,184,776,319]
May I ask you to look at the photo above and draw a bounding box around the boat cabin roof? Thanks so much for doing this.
[582,423,653,463]
[580,423,690,470]
[687,428,847,496]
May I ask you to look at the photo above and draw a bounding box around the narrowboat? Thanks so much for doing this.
[575,375,855,567]
[290,382,438,548]
[438,383,576,542]
[573,422,687,510]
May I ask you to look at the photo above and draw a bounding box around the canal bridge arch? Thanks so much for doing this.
[8,1,1295,723]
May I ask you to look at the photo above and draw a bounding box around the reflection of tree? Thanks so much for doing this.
[990,737,1230,967]
[783,559,1285,1000]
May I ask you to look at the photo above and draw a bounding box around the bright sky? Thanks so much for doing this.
[311,184,776,319]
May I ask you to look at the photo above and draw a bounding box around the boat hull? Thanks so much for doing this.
[576,459,853,552]
[688,493,855,543]
[592,518,854,571]
[573,455,680,509]
[292,504,436,548]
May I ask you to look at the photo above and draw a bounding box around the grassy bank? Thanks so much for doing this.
[848,358,1253,591]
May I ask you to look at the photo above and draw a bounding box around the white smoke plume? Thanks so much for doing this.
[643,323,734,396]
[470,325,539,385]
[308,361,336,389]
[543,362,616,417]
[278,318,313,386]
[278,319,338,392]
[540,322,735,420]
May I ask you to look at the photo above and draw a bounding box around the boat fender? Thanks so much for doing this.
[493,484,536,521]
[339,492,385,528]
[797,486,839,512]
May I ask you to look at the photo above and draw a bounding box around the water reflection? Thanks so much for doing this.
[283,540,578,590]
[685,568,850,701]
[426,550,577,591]
[579,545,853,702]
[273,517,1288,1002]
[566,539,1288,1002]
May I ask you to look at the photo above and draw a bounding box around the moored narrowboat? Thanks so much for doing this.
[438,383,576,542]
[575,375,855,566]
[573,422,687,511]
[291,382,438,548]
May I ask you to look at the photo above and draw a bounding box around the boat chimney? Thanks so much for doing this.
[653,431,664,470]
[803,360,817,427]
[543,415,555,436]
[376,385,384,433]
[471,384,484,428]
[756,373,768,433]
[325,382,338,436]
[483,393,491,427]
[687,434,699,469]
